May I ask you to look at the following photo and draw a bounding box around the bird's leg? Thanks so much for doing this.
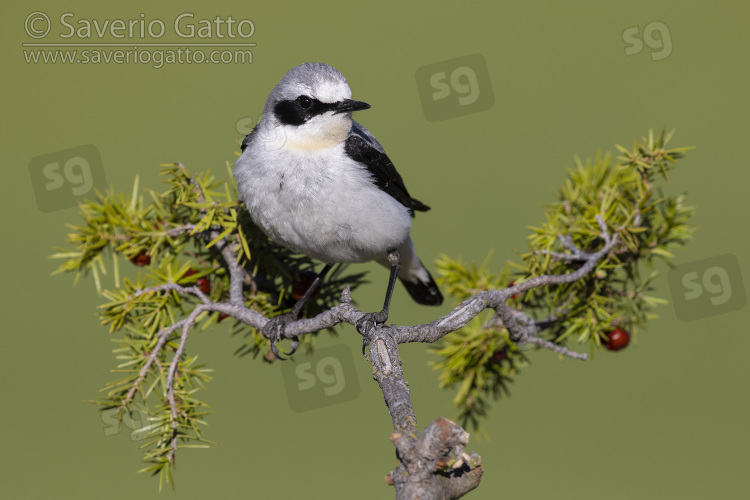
[263,264,333,359]
[356,248,400,342]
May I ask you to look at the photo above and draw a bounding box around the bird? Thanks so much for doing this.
[233,62,442,355]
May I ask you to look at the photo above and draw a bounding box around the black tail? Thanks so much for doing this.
[400,265,443,306]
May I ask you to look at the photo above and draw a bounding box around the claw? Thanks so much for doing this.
[288,337,300,355]
[355,314,375,336]
[269,337,286,361]
[356,311,389,356]
[271,336,298,359]
[356,311,388,336]
[262,313,299,361]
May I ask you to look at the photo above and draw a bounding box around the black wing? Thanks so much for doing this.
[344,134,430,217]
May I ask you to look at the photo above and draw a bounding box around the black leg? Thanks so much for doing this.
[263,264,333,359]
[290,264,333,317]
[356,248,401,337]
[377,249,401,322]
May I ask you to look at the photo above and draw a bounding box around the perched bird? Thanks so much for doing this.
[234,62,442,353]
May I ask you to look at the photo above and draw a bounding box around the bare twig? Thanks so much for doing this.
[165,306,203,462]
[119,318,189,410]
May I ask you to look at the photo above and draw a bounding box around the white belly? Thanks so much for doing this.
[235,144,412,264]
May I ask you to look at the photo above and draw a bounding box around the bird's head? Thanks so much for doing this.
[260,63,370,151]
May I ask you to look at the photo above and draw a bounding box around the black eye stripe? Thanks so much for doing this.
[273,97,340,126]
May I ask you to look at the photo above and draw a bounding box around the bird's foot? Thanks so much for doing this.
[262,313,300,360]
[355,309,389,349]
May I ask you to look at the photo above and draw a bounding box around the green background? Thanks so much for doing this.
[3,1,749,498]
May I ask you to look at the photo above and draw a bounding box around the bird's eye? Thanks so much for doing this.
[297,96,312,108]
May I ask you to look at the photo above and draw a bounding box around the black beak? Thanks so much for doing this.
[333,99,371,114]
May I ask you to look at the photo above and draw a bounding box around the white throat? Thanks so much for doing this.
[283,112,353,151]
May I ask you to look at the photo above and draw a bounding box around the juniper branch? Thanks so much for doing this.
[54,129,693,498]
